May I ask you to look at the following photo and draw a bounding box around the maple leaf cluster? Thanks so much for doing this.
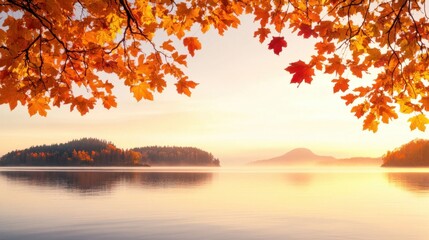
[1,0,429,132]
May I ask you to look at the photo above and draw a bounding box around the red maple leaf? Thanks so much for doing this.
[285,60,314,85]
[268,36,287,55]
[297,24,317,38]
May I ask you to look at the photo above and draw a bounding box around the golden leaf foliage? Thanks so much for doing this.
[1,0,429,132]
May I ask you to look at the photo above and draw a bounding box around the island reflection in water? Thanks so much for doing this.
[385,171,429,193]
[0,170,213,194]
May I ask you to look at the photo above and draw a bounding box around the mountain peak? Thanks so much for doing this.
[248,148,334,166]
[283,148,315,158]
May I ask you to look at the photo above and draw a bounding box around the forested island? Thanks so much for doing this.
[0,138,220,167]
[382,139,429,167]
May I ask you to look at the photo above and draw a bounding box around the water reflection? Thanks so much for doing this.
[283,173,313,186]
[134,172,213,188]
[0,170,213,195]
[386,172,429,193]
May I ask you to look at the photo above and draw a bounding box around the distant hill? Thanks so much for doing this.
[248,148,380,166]
[0,138,220,167]
[248,148,335,166]
[382,139,429,167]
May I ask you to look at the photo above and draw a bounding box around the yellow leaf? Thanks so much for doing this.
[106,13,123,39]
[397,97,414,114]
[408,114,429,131]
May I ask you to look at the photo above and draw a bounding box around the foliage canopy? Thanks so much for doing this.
[2,0,429,131]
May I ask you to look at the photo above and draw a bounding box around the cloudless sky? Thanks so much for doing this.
[0,17,427,165]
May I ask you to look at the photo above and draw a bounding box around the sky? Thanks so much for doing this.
[0,17,427,165]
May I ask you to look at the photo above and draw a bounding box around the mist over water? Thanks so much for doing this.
[1,167,428,240]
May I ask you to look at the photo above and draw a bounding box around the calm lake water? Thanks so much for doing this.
[0,167,428,240]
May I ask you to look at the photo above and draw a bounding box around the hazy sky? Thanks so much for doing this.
[0,17,427,165]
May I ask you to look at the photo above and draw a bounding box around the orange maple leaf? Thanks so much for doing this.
[28,96,51,117]
[420,96,429,111]
[172,52,187,66]
[350,64,367,78]
[102,95,117,109]
[325,55,346,76]
[131,83,154,101]
[363,113,379,132]
[161,40,175,52]
[285,60,314,85]
[332,77,349,93]
[183,37,201,57]
[315,41,335,54]
[175,79,198,97]
[70,96,96,116]
[268,36,287,55]
[254,27,271,43]
[351,103,368,118]
[341,94,358,105]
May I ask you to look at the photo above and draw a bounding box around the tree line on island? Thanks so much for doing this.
[382,139,429,167]
[0,138,220,167]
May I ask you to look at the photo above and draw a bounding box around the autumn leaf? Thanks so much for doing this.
[354,87,371,97]
[28,96,51,117]
[315,41,335,54]
[420,96,429,111]
[341,94,358,105]
[268,36,287,55]
[254,7,270,27]
[0,82,25,110]
[351,102,368,118]
[161,40,175,52]
[297,24,317,38]
[310,54,326,71]
[285,60,314,85]
[183,37,202,57]
[70,96,96,116]
[350,64,367,78]
[254,27,271,43]
[332,78,349,93]
[363,113,379,132]
[325,55,346,76]
[408,114,429,131]
[397,97,414,114]
[172,52,187,66]
[131,83,154,101]
[176,79,198,97]
[102,96,117,109]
